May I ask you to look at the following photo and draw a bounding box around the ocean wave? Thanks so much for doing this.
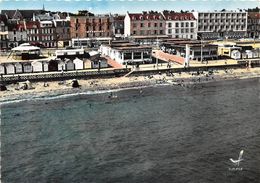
[0,84,159,105]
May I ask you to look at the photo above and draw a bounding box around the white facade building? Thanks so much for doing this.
[193,11,248,40]
[163,11,197,39]
[100,42,152,64]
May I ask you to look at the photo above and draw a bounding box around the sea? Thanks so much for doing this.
[1,78,260,183]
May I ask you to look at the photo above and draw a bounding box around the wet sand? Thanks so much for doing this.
[1,67,260,103]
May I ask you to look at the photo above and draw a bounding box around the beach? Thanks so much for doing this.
[1,76,260,183]
[1,67,260,103]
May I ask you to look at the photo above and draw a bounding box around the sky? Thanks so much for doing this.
[0,0,259,14]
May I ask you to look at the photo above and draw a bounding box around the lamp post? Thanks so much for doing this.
[156,36,159,69]
[197,35,203,63]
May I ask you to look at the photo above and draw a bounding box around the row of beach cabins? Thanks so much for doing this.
[0,44,108,75]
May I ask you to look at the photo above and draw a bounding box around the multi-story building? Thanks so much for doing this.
[193,11,248,40]
[247,12,260,39]
[113,14,125,38]
[0,14,9,50]
[70,11,113,39]
[20,21,56,48]
[162,11,197,39]
[39,20,56,47]
[7,22,27,48]
[124,11,165,37]
[54,19,71,47]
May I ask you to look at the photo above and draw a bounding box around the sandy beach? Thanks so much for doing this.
[1,67,260,103]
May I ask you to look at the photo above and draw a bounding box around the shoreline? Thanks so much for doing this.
[1,67,260,104]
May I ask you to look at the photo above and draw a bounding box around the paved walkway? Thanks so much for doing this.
[103,56,123,69]
[152,50,184,65]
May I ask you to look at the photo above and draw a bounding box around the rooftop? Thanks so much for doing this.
[162,12,196,21]
[128,11,164,21]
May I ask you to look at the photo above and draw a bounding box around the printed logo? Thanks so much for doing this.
[228,150,244,171]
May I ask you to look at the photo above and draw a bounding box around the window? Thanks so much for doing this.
[134,52,142,59]
[186,29,189,33]
[190,35,193,39]
[140,23,144,27]
[181,29,184,33]
[168,23,172,28]
[176,29,179,33]
[133,31,136,35]
[154,30,157,34]
[185,22,189,27]
[190,29,194,33]
[160,23,163,27]
[148,23,151,27]
[133,23,137,28]
[176,22,179,27]
[168,29,172,34]
[181,22,184,27]
[160,30,163,34]
[191,22,194,27]
[154,23,157,27]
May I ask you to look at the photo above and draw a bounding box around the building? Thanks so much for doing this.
[70,11,113,39]
[1,9,45,22]
[0,14,9,50]
[7,22,27,48]
[124,11,165,37]
[54,19,71,47]
[0,43,51,74]
[193,11,248,40]
[100,41,152,64]
[162,11,197,39]
[113,14,125,38]
[247,12,260,39]
[20,21,56,48]
[161,40,218,61]
[55,48,89,60]
[211,39,260,59]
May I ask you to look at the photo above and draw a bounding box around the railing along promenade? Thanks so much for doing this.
[0,68,130,83]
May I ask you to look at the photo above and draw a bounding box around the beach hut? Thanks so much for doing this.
[23,63,33,73]
[43,62,49,72]
[58,60,66,71]
[48,60,58,71]
[231,50,241,60]
[91,58,108,69]
[32,61,43,72]
[84,59,92,69]
[65,59,75,71]
[73,58,84,70]
[15,63,23,73]
[0,64,5,74]
[6,63,15,74]
[245,50,253,58]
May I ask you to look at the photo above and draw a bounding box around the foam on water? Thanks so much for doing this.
[0,84,159,105]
